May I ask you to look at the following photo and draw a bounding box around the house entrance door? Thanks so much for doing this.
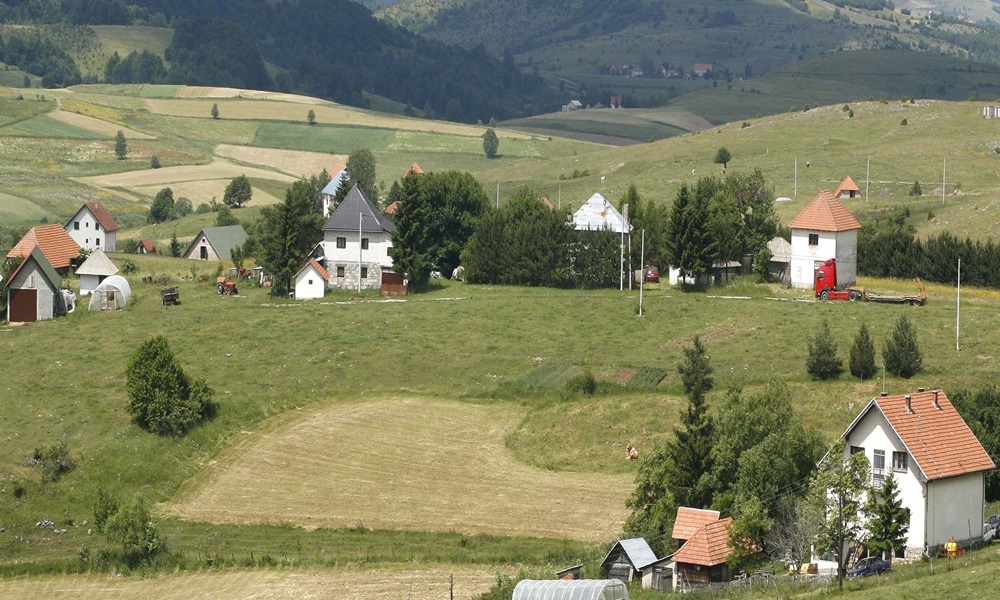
[9,288,37,322]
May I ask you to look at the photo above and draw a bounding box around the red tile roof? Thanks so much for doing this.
[297,259,329,281]
[672,517,733,567]
[7,224,80,269]
[789,190,861,232]
[385,201,400,215]
[403,163,424,178]
[672,507,721,541]
[84,202,119,232]
[865,390,995,481]
[834,176,860,197]
[139,239,156,253]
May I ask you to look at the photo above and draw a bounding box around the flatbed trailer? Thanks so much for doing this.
[815,259,926,305]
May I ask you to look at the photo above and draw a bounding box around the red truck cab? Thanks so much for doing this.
[814,259,862,301]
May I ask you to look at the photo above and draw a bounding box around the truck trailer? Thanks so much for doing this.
[814,258,926,305]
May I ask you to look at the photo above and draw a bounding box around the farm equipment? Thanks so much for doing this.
[216,276,238,296]
[814,259,926,305]
[160,287,179,306]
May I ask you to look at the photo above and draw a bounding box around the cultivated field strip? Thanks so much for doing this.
[0,566,499,599]
[48,109,154,139]
[214,144,346,178]
[79,159,298,190]
[167,397,631,541]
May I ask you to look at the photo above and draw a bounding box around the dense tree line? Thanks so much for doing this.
[858,217,1000,288]
[0,29,80,86]
[104,50,165,84]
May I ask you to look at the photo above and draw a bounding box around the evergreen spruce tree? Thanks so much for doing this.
[665,185,713,283]
[883,314,922,378]
[806,319,843,380]
[665,375,714,508]
[482,128,499,158]
[677,335,714,397]
[865,472,910,563]
[169,232,181,257]
[115,130,128,160]
[211,103,219,119]
[850,323,877,380]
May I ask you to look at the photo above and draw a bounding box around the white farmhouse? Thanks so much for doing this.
[572,192,629,233]
[294,259,329,300]
[841,389,995,557]
[320,185,396,291]
[65,202,120,252]
[788,190,860,289]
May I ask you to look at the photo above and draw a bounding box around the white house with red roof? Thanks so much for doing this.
[841,389,995,556]
[834,176,862,200]
[65,202,120,252]
[788,190,861,289]
[294,259,329,300]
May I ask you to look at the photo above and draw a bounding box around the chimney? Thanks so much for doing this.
[933,390,941,410]
[880,392,888,397]
[917,387,925,393]
[905,394,913,414]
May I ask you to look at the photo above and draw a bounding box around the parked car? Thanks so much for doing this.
[984,522,995,544]
[644,265,660,283]
[847,556,891,578]
[987,513,1000,533]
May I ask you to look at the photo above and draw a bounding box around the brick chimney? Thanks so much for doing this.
[905,394,913,414]
[933,390,941,410]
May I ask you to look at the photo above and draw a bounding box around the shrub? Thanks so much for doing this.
[900,118,908,126]
[564,369,597,395]
[884,314,922,378]
[849,323,877,380]
[150,155,160,169]
[124,336,216,436]
[849,109,854,118]
[806,319,843,380]
[33,440,76,483]
[96,494,164,566]
[843,104,850,111]
[195,202,212,214]
[909,180,922,196]
[121,258,138,276]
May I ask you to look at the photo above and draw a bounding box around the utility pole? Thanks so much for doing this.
[358,212,363,295]
[620,203,628,291]
[638,229,645,316]
[866,157,870,203]
[838,457,845,591]
[794,158,797,201]
[957,257,961,351]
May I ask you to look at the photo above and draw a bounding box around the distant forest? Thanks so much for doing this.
[0,0,562,122]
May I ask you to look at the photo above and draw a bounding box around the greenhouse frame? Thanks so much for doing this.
[512,579,629,600]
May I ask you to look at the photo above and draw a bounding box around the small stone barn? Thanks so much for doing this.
[75,248,119,296]
[5,246,63,323]
[183,225,247,261]
[294,259,329,300]
[601,538,657,585]
[788,190,861,289]
[513,579,629,600]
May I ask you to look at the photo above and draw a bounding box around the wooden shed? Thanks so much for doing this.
[601,538,657,585]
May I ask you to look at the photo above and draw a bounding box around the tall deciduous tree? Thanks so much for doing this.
[806,319,844,380]
[883,314,922,378]
[850,323,877,380]
[390,171,489,289]
[256,180,324,294]
[812,442,871,586]
[865,472,910,563]
[714,146,731,169]
[223,174,253,208]
[150,187,175,223]
[482,128,499,158]
[307,109,316,125]
[115,130,128,160]
[124,336,215,437]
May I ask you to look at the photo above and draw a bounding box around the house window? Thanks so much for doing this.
[892,451,908,473]
[872,450,886,487]
[336,237,347,249]
[337,266,345,278]
[74,221,80,230]
[86,222,90,228]
[850,446,865,455]
[361,267,368,279]
[308,278,313,285]
[361,238,369,250]
[96,223,101,231]
[86,238,90,244]
[808,233,819,246]
[96,238,101,247]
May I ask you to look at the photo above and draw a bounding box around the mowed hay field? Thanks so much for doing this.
[168,397,630,541]
[0,566,500,600]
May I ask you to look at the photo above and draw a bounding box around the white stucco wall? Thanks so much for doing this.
[184,232,220,261]
[927,473,985,550]
[294,266,326,300]
[66,208,116,252]
[844,408,926,555]
[323,230,393,291]
[789,229,857,289]
[79,273,101,296]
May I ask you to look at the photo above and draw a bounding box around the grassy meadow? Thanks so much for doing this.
[3,82,1000,598]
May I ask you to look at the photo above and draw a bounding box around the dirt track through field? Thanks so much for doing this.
[0,566,500,600]
[79,159,298,189]
[167,397,630,541]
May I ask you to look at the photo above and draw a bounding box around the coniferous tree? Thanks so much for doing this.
[883,314,922,378]
[169,232,181,257]
[665,184,713,283]
[806,319,844,380]
[256,180,324,294]
[677,335,714,397]
[865,472,910,564]
[115,130,128,160]
[482,128,499,158]
[211,103,219,119]
[850,323,877,380]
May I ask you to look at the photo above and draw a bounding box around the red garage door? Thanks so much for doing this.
[9,289,37,323]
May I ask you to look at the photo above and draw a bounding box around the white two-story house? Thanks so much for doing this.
[320,185,396,291]
[841,389,995,557]
[65,202,120,252]
[788,190,860,289]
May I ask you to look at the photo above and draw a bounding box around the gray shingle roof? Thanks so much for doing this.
[601,537,658,571]
[323,185,395,234]
[186,225,248,261]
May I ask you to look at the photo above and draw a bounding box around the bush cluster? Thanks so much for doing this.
[124,336,216,436]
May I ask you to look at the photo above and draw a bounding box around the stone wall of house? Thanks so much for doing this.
[326,260,384,291]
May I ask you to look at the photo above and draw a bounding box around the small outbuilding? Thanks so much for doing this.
[834,176,862,200]
[183,225,247,261]
[601,538,657,585]
[788,190,860,289]
[572,193,629,234]
[136,239,156,254]
[75,248,119,296]
[88,275,131,311]
[513,579,628,600]
[766,236,792,282]
[294,259,329,300]
[5,245,64,323]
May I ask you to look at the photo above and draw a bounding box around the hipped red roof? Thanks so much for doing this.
[789,190,861,232]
